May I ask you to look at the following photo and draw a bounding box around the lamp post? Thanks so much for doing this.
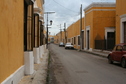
[44,12,55,49]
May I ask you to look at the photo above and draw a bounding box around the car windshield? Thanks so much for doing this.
[123,45,126,51]
[66,43,72,45]
[60,42,63,44]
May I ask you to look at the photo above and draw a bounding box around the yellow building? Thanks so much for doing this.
[84,2,116,51]
[116,0,126,44]
[0,0,45,83]
[66,17,85,49]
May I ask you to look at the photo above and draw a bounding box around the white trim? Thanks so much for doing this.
[105,27,115,39]
[39,15,44,21]
[120,14,126,43]
[84,2,115,11]
[86,26,90,50]
[34,8,41,14]
[82,30,84,31]
[31,0,35,3]
[34,1,42,13]
[85,9,115,15]
[77,35,80,46]
[1,66,24,84]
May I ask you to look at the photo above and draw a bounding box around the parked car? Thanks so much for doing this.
[59,42,65,47]
[108,43,126,68]
[65,43,74,49]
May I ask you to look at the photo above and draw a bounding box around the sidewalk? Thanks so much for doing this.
[82,49,110,58]
[18,49,49,84]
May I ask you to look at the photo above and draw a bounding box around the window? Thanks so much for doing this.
[74,37,76,44]
[123,45,126,51]
[113,46,117,51]
[78,36,80,45]
[116,46,122,51]
[68,39,70,42]
[72,38,74,44]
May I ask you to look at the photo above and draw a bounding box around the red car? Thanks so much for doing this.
[108,43,126,68]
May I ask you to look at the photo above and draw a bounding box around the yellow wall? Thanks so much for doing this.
[116,0,126,44]
[85,5,115,49]
[54,32,60,44]
[85,11,93,48]
[36,0,44,15]
[61,31,65,43]
[66,17,84,49]
[0,0,24,82]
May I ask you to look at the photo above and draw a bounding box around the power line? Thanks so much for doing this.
[52,0,79,13]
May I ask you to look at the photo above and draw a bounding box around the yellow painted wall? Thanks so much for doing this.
[36,0,44,15]
[93,11,115,39]
[66,17,84,49]
[61,31,65,43]
[85,11,93,49]
[116,0,126,44]
[55,32,60,44]
[0,0,23,82]
[85,6,115,49]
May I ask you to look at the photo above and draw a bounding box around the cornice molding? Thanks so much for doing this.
[84,2,115,12]
[120,14,126,18]
[85,9,115,15]
[34,7,41,13]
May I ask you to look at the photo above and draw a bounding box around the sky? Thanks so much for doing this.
[43,0,116,35]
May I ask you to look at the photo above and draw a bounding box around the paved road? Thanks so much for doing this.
[49,44,126,84]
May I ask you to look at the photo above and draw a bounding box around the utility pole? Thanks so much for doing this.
[64,23,67,44]
[44,12,55,49]
[59,24,62,42]
[80,4,82,51]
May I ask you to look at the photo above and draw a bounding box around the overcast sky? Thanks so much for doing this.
[43,0,116,35]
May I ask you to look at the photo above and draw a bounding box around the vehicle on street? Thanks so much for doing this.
[108,43,126,68]
[59,42,65,47]
[65,42,74,49]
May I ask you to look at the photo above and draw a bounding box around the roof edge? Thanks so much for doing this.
[84,2,116,11]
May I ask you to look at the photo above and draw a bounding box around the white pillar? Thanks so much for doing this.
[24,51,34,75]
[33,48,40,64]
[39,46,42,58]
[41,45,44,57]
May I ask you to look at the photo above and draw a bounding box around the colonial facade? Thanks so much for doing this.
[116,0,126,44]
[84,2,116,51]
[0,0,45,84]
[54,2,116,51]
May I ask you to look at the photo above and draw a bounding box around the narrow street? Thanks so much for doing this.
[48,44,126,84]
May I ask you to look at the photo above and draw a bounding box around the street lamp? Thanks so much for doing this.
[44,12,55,49]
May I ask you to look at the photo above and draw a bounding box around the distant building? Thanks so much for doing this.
[54,2,116,51]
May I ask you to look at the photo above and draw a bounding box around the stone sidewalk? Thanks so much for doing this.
[18,49,49,84]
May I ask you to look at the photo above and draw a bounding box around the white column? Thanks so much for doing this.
[24,51,34,75]
[33,48,40,64]
[39,46,42,58]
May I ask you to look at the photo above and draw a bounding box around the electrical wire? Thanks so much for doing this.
[52,0,79,13]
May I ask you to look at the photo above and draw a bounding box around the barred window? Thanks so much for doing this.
[74,37,76,44]
[78,36,80,45]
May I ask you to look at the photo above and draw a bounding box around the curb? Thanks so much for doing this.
[79,50,108,58]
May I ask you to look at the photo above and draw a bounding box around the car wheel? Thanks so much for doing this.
[108,56,113,64]
[121,58,126,68]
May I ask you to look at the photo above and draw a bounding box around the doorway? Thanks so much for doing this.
[124,22,126,43]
